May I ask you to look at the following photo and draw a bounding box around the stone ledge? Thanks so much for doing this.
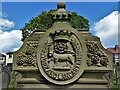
[85,68,112,73]
[14,67,38,72]
[16,78,108,85]
[77,78,108,84]
[16,84,109,88]
[16,78,44,84]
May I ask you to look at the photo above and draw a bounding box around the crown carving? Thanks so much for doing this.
[52,2,72,20]
[50,30,72,41]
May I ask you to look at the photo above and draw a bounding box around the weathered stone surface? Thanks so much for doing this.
[13,2,112,89]
[37,24,86,85]
[2,66,10,89]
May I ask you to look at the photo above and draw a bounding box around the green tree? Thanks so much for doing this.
[20,10,89,41]
[70,12,89,29]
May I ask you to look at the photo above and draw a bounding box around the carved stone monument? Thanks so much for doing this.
[13,2,112,89]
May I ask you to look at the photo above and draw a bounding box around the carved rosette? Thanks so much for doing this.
[86,40,109,67]
[37,30,83,85]
[16,41,39,67]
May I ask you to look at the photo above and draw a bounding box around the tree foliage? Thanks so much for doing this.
[20,10,89,41]
[70,12,89,29]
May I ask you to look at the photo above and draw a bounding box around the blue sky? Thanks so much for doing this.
[0,2,119,53]
[2,2,118,33]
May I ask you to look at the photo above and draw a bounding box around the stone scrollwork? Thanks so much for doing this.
[16,41,39,67]
[86,40,109,67]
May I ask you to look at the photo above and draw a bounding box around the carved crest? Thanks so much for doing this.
[37,30,83,85]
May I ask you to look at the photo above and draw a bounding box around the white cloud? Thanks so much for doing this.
[94,11,119,48]
[0,30,23,53]
[0,12,22,53]
[0,11,14,31]
[0,18,14,31]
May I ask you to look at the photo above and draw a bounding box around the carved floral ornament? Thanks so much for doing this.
[37,30,84,85]
[16,41,39,67]
[85,40,109,67]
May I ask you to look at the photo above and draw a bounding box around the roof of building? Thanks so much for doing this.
[6,52,14,54]
[107,45,120,54]
[0,53,6,57]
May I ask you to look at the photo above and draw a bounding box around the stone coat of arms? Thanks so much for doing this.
[37,29,85,85]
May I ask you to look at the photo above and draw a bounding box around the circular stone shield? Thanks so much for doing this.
[37,29,86,85]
